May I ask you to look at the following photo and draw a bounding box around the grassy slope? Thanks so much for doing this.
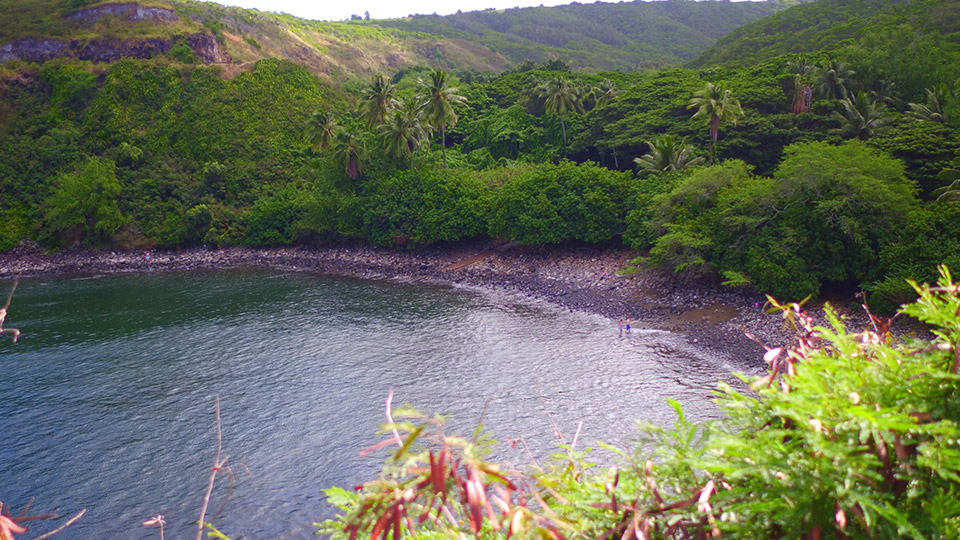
[1,0,791,80]
[690,0,960,67]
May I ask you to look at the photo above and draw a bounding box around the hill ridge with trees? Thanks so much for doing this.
[0,0,792,79]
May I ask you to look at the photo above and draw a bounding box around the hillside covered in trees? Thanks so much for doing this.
[0,0,791,78]
[375,0,791,71]
[0,0,959,310]
[691,0,960,68]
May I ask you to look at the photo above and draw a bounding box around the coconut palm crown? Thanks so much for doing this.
[813,59,856,100]
[829,91,888,140]
[306,110,338,153]
[360,73,399,128]
[687,81,744,163]
[908,85,949,123]
[538,76,582,147]
[633,135,705,174]
[934,157,960,202]
[333,126,369,181]
[417,69,467,168]
[380,106,428,165]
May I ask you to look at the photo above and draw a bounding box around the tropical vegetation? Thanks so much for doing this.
[3,0,960,537]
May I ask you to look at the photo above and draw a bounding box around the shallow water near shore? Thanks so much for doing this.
[0,268,748,539]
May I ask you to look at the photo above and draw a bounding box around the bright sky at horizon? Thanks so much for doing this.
[209,0,601,22]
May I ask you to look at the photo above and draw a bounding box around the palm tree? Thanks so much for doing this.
[633,135,704,174]
[306,110,338,153]
[687,81,744,163]
[333,126,369,181]
[829,91,888,140]
[380,106,428,165]
[868,78,898,107]
[786,54,815,78]
[786,55,814,114]
[417,69,467,168]
[401,96,431,166]
[812,59,856,100]
[360,73,399,128]
[787,75,814,114]
[537,76,581,148]
[593,79,618,108]
[907,85,948,123]
[934,157,960,202]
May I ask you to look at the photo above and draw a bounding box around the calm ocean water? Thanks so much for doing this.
[0,269,745,538]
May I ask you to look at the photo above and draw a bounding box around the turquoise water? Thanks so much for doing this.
[0,269,742,538]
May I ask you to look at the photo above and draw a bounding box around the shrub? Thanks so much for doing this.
[642,160,753,275]
[487,161,633,244]
[716,141,917,299]
[0,208,29,252]
[869,200,960,313]
[167,41,198,64]
[41,157,126,248]
[362,168,488,247]
[243,188,309,246]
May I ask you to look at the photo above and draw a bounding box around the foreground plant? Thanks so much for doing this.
[321,266,960,539]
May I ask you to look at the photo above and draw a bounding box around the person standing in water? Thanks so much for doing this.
[625,318,631,334]
[618,319,623,336]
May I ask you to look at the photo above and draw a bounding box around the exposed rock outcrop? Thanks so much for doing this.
[0,3,230,65]
[0,33,230,64]
[0,39,68,63]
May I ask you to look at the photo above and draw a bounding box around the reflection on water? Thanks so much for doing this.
[0,269,752,539]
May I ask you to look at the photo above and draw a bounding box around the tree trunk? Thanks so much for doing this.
[709,116,720,164]
[441,128,447,169]
[348,156,359,180]
[560,114,567,148]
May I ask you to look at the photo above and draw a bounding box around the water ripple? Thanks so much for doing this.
[0,269,743,539]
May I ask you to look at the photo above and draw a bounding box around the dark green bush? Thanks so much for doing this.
[869,200,960,313]
[166,41,198,64]
[0,208,29,252]
[362,168,488,247]
[244,188,309,246]
[717,141,918,299]
[41,156,126,248]
[642,160,753,276]
[487,161,633,244]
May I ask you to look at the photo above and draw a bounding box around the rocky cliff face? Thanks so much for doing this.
[0,33,230,64]
[0,3,229,65]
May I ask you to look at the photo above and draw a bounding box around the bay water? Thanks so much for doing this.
[0,269,746,538]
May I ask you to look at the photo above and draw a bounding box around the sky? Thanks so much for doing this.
[210,0,592,22]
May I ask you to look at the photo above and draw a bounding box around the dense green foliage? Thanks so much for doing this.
[633,143,923,300]
[487,161,632,245]
[361,168,486,247]
[375,0,788,71]
[41,155,126,247]
[693,0,960,86]
[320,268,960,539]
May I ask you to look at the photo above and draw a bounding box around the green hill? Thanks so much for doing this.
[375,0,791,71]
[0,0,790,80]
[691,0,960,68]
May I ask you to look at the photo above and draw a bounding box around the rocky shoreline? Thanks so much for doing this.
[0,241,880,367]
